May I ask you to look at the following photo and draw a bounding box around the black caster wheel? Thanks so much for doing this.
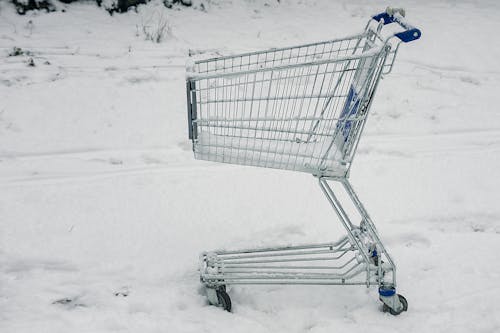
[216,289,231,312]
[383,294,408,316]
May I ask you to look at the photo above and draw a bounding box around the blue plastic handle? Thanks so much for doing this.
[372,11,421,43]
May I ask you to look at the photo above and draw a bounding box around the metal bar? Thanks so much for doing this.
[188,49,382,81]
[318,178,373,285]
[202,266,369,280]
[382,42,401,75]
[205,238,349,256]
[341,179,396,286]
[217,262,361,276]
[195,113,365,125]
[216,251,350,265]
[196,124,334,137]
[220,257,358,271]
[198,93,348,104]
[202,280,370,286]
[195,116,334,122]
[203,270,363,280]
[213,248,347,261]
[221,262,356,271]
[194,33,366,67]
[187,80,198,140]
[192,66,353,91]
[186,80,194,140]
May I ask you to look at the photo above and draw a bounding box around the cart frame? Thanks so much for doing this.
[186,8,421,315]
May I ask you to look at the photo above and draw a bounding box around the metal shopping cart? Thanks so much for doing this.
[186,8,421,315]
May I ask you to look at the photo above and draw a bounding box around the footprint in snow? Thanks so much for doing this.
[402,233,432,248]
[52,297,86,308]
[114,286,130,297]
[459,76,480,86]
[108,158,123,165]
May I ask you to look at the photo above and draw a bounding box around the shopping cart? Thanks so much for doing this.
[186,8,421,315]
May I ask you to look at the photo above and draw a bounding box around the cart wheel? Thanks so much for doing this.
[216,289,231,312]
[383,294,408,315]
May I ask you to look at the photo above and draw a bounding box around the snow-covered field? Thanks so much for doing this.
[1,0,500,332]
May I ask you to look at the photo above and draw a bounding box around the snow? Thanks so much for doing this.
[1,0,500,332]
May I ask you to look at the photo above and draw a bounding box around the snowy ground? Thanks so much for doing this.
[1,0,500,332]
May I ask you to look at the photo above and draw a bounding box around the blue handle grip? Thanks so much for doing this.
[372,10,421,43]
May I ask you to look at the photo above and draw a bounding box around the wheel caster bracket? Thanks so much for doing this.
[379,287,408,315]
[205,286,232,312]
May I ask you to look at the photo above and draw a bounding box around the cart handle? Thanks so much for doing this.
[372,7,421,43]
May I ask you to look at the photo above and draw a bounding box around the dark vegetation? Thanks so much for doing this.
[12,0,194,15]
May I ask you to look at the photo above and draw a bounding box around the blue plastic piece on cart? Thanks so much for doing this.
[372,12,422,43]
[372,12,395,25]
[337,85,360,142]
[395,29,421,43]
[379,287,396,297]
